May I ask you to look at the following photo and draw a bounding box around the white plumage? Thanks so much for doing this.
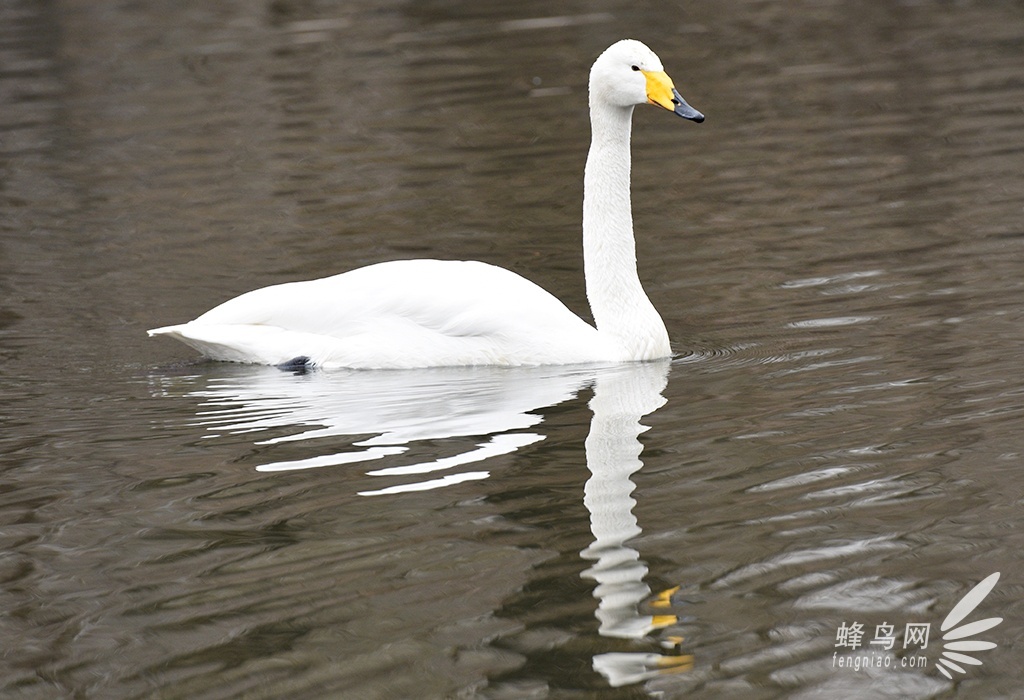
[149,40,703,369]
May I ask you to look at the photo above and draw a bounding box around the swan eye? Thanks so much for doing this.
[631,65,640,71]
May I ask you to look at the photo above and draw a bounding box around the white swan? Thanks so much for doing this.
[149,39,703,369]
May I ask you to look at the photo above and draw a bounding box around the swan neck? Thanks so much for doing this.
[582,101,669,360]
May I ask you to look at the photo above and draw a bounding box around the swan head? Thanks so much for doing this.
[590,39,704,122]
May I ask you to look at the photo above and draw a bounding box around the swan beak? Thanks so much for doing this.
[643,70,705,123]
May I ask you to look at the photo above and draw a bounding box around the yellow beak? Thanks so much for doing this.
[642,69,704,122]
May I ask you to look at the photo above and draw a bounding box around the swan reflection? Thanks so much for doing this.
[581,361,694,686]
[153,359,693,685]
[154,364,597,495]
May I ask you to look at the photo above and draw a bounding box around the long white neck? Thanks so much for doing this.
[583,101,670,360]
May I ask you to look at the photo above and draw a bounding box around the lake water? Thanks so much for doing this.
[2,1,1023,698]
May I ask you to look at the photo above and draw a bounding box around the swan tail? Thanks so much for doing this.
[148,323,328,366]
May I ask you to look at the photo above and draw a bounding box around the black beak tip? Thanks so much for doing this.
[675,106,705,123]
[670,87,704,123]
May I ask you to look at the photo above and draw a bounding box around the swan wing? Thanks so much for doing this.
[149,260,606,368]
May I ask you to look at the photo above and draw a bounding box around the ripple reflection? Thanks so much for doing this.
[581,361,694,686]
[153,360,697,688]
[153,364,600,495]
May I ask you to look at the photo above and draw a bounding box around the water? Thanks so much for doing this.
[2,0,1023,697]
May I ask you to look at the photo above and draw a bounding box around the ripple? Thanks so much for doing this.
[787,316,877,329]
[780,270,886,290]
[792,576,938,614]
[711,538,908,590]
[746,466,863,494]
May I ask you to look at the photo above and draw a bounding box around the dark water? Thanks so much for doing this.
[3,1,1023,697]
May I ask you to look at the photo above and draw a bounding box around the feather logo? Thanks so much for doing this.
[935,572,1002,679]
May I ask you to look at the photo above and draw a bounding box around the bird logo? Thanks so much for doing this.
[935,572,1002,679]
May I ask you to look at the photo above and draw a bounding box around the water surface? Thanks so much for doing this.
[2,1,1023,697]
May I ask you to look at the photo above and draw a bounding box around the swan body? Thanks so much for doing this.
[149,39,703,369]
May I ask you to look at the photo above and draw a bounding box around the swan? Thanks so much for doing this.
[148,39,704,369]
